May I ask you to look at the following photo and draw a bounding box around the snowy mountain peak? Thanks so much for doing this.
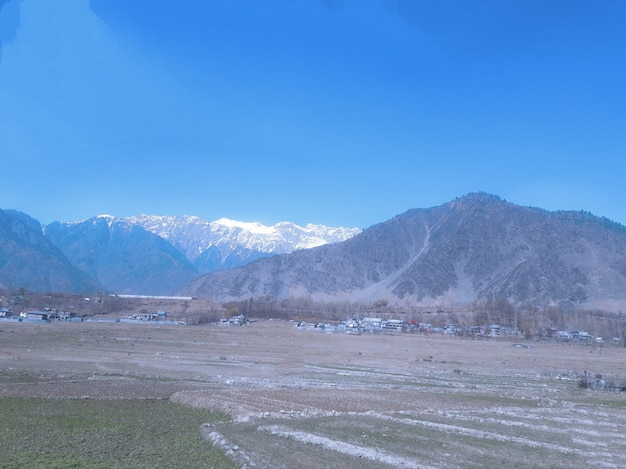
[212,217,276,235]
[93,214,119,228]
[125,214,361,273]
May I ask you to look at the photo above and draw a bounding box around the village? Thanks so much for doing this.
[294,316,619,345]
[0,307,187,325]
[1,304,620,347]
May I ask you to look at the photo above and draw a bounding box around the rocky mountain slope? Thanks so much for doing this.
[179,193,626,312]
[44,216,199,295]
[126,215,361,273]
[0,209,103,293]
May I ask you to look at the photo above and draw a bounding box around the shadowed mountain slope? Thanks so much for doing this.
[44,216,199,295]
[0,209,103,293]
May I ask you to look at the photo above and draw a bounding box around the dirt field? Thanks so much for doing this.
[1,319,625,468]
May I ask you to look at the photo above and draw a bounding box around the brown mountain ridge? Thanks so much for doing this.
[180,193,626,313]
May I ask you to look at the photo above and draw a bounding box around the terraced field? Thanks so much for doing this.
[1,319,625,468]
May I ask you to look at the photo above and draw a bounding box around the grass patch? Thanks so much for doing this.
[0,369,91,385]
[563,396,626,408]
[461,393,540,407]
[0,397,237,469]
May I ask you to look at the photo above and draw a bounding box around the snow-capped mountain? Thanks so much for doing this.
[126,215,362,273]
[34,214,359,295]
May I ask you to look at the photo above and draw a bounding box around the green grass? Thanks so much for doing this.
[0,398,238,469]
[563,396,626,408]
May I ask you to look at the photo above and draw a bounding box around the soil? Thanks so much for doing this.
[1,319,625,468]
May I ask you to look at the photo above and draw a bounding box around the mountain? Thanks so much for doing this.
[0,209,103,293]
[179,193,626,312]
[43,216,199,295]
[125,215,362,273]
[35,214,359,296]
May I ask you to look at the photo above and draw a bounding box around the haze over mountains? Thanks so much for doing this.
[2,193,626,313]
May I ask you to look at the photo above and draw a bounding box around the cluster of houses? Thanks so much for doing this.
[0,308,81,322]
[294,317,617,342]
[0,307,183,326]
[545,328,609,344]
[295,318,515,336]
[217,314,250,326]
[120,311,185,325]
[292,318,623,346]
[125,311,167,322]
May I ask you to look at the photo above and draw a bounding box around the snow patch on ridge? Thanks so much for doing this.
[124,214,361,270]
[214,217,275,235]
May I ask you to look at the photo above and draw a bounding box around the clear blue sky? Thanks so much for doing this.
[1,0,625,229]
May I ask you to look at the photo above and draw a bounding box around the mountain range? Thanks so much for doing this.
[2,193,626,313]
[179,193,626,313]
[0,211,359,295]
[125,215,361,274]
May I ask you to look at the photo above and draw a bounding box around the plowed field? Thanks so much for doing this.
[1,319,625,468]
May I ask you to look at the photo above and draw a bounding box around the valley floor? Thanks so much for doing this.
[1,320,625,468]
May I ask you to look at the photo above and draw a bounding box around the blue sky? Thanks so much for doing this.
[1,0,625,229]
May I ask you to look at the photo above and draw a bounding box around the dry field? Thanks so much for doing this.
[1,319,625,468]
